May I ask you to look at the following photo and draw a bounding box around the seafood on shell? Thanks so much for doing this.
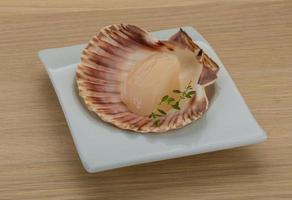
[76,24,219,133]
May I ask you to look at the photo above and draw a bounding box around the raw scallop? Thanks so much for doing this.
[76,25,219,133]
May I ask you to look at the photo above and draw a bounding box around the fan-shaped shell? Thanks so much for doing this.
[76,24,219,133]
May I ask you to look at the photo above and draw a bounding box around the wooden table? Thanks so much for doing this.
[1,0,291,199]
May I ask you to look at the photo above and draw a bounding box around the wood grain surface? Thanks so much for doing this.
[0,0,292,199]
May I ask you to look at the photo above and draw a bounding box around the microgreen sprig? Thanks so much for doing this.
[149,80,195,126]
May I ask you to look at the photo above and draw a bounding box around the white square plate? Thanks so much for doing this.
[39,26,267,173]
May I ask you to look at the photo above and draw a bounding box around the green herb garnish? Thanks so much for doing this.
[149,81,195,126]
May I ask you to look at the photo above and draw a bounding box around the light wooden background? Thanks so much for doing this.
[0,0,291,199]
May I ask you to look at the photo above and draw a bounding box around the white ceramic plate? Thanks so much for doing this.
[39,26,267,173]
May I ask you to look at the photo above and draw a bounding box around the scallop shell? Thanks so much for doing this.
[76,24,219,133]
